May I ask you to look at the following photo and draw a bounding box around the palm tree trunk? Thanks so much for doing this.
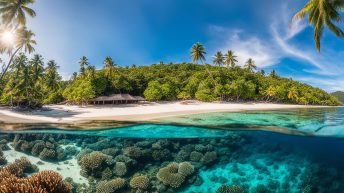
[0,47,22,83]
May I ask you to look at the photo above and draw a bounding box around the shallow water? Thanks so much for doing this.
[1,107,344,193]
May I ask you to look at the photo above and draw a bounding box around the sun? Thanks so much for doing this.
[1,30,15,45]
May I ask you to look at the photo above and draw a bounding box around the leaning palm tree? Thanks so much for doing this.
[0,0,36,27]
[79,56,89,76]
[0,27,36,82]
[213,51,224,66]
[244,58,257,72]
[224,50,238,68]
[190,42,206,64]
[103,56,116,78]
[294,0,344,51]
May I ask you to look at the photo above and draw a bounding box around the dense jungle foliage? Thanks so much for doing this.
[0,54,340,107]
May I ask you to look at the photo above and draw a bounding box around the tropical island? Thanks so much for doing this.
[2,1,344,193]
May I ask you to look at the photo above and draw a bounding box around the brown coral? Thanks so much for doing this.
[156,162,195,189]
[129,175,150,190]
[114,162,127,177]
[123,146,143,158]
[79,151,113,178]
[96,178,126,193]
[0,166,71,193]
[178,162,195,176]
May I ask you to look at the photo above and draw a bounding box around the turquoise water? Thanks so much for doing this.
[1,107,344,193]
[159,107,344,137]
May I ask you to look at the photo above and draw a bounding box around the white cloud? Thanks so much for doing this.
[208,26,280,68]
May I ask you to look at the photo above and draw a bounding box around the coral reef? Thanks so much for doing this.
[216,185,245,193]
[96,178,126,193]
[79,151,113,179]
[0,158,71,193]
[129,175,150,190]
[157,162,195,189]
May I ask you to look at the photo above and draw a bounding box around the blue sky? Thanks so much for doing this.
[27,0,344,92]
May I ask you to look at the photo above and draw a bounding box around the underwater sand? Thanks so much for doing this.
[3,143,88,185]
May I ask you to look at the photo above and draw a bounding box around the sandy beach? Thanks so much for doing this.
[0,101,329,124]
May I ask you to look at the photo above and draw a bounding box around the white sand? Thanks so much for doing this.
[0,101,328,124]
[3,143,88,185]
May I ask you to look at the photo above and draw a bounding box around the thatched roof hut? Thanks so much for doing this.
[89,94,145,104]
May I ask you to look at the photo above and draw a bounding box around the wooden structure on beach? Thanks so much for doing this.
[88,94,145,105]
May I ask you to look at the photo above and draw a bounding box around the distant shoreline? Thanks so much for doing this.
[0,101,334,128]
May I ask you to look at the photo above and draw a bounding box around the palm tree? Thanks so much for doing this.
[294,0,344,51]
[0,0,36,26]
[29,54,44,82]
[213,51,224,66]
[288,87,299,101]
[224,50,238,68]
[244,58,257,72]
[79,56,89,76]
[86,65,95,79]
[103,56,116,78]
[190,43,206,64]
[45,60,60,91]
[0,27,36,82]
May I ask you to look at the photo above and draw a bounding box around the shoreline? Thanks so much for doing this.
[0,101,335,126]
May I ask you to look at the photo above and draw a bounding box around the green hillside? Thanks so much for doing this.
[331,91,344,104]
[0,54,339,107]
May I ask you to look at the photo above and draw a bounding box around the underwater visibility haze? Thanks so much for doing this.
[1,107,344,192]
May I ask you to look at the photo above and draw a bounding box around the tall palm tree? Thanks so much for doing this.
[190,42,206,64]
[213,51,224,66]
[79,56,89,76]
[45,60,60,91]
[29,54,44,82]
[0,27,36,82]
[294,0,344,51]
[224,50,238,68]
[244,58,257,72]
[103,56,116,78]
[0,0,36,26]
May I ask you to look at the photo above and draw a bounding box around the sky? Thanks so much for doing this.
[26,0,344,92]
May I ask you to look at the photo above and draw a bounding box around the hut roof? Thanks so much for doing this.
[91,94,140,101]
[109,94,137,100]
[133,96,145,101]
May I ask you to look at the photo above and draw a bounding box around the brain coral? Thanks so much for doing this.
[129,175,150,190]
[216,185,245,193]
[96,178,126,193]
[178,162,195,176]
[114,162,127,177]
[157,162,195,189]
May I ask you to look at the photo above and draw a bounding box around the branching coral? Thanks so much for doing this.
[156,162,195,189]
[0,159,71,193]
[96,178,126,193]
[129,175,150,190]
[79,151,113,178]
